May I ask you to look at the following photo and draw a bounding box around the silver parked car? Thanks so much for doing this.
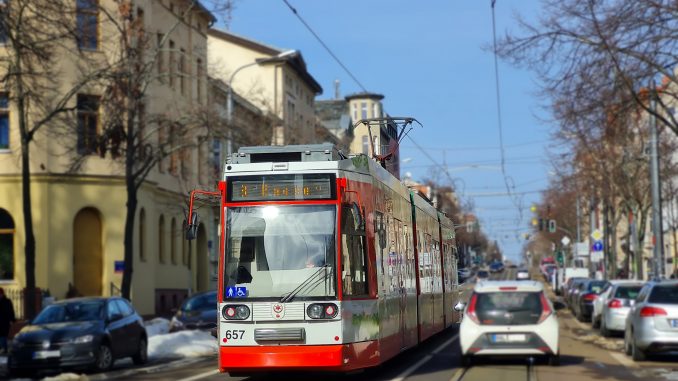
[624,281,678,361]
[595,282,643,336]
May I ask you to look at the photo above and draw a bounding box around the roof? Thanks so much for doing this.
[345,92,384,101]
[208,28,323,94]
[315,99,351,131]
[473,280,544,293]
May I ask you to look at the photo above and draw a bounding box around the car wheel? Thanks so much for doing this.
[624,329,632,355]
[460,354,473,367]
[592,315,600,329]
[132,336,148,365]
[631,338,647,361]
[94,343,114,372]
[600,319,610,337]
[548,353,560,366]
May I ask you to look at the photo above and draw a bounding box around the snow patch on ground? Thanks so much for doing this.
[148,330,217,360]
[40,373,88,380]
[144,317,170,337]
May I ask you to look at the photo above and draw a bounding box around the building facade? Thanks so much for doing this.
[207,28,323,147]
[0,0,217,317]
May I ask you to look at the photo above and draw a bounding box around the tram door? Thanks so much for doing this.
[396,221,407,349]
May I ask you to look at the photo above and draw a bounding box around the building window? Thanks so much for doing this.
[0,93,8,150]
[362,135,369,155]
[156,33,165,82]
[196,58,204,103]
[372,103,380,118]
[179,48,186,95]
[139,208,146,261]
[76,0,99,50]
[360,102,367,119]
[181,148,191,179]
[287,100,295,126]
[169,40,175,88]
[77,94,100,155]
[159,214,165,263]
[0,209,14,281]
[341,205,368,296]
[171,218,177,265]
[352,104,357,121]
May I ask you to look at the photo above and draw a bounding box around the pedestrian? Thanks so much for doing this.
[0,287,15,354]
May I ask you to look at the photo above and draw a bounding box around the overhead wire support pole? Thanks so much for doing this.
[649,78,665,280]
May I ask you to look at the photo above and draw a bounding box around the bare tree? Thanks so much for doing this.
[0,0,111,317]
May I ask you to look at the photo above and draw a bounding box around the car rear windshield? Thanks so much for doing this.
[587,281,608,293]
[614,286,642,299]
[475,291,543,325]
[648,286,678,304]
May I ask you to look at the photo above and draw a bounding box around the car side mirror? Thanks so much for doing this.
[108,313,123,322]
[454,302,466,312]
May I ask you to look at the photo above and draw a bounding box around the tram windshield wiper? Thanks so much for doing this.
[280,264,330,303]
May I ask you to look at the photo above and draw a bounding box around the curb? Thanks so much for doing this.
[87,356,214,380]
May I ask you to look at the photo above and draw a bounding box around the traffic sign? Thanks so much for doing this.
[592,241,603,252]
[561,236,571,246]
[591,229,603,241]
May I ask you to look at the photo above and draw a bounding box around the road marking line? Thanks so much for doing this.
[392,333,459,381]
[448,366,465,381]
[609,351,638,368]
[176,369,220,381]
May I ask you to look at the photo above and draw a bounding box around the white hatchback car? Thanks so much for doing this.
[456,281,560,366]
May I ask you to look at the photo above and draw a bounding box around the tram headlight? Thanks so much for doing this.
[222,305,250,320]
[307,303,339,319]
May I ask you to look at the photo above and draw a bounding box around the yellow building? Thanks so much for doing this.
[207,28,323,147]
[0,0,217,317]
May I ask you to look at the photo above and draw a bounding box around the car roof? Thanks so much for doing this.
[473,280,543,292]
[51,296,115,305]
[608,280,644,286]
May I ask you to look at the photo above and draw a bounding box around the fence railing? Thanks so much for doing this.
[5,288,24,320]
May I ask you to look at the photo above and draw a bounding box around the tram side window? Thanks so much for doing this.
[341,205,368,296]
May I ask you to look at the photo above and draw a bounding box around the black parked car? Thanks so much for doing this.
[9,297,147,377]
[169,290,218,332]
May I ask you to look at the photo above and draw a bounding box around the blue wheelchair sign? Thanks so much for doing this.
[226,286,247,298]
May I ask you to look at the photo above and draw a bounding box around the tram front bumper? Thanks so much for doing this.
[219,342,378,372]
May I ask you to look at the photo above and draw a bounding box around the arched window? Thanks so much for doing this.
[139,208,146,261]
[159,214,165,263]
[0,209,15,280]
[182,234,188,267]
[171,218,177,265]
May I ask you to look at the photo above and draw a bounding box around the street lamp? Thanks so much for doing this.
[225,49,298,154]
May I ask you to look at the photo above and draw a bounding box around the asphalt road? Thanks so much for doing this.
[8,268,678,380]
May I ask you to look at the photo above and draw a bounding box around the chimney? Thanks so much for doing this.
[334,79,340,100]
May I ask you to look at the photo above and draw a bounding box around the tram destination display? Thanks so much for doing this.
[228,174,335,201]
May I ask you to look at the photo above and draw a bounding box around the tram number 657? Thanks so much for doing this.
[224,330,246,340]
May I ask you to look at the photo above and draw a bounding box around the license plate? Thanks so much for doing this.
[671,319,678,328]
[33,350,60,359]
[492,334,527,343]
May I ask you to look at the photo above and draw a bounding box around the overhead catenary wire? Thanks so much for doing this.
[281,0,369,93]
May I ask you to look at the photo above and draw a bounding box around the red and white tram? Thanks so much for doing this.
[186,144,461,375]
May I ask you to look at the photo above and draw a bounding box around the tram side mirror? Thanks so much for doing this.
[351,202,364,231]
[185,212,199,241]
[453,302,466,312]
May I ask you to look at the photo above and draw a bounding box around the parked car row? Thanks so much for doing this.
[561,277,678,361]
[6,290,218,378]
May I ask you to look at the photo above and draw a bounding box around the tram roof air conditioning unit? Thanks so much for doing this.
[230,144,339,164]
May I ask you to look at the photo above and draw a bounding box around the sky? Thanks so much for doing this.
[219,1,553,264]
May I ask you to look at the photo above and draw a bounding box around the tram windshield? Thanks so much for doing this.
[224,204,337,300]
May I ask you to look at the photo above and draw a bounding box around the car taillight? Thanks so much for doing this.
[583,293,598,302]
[608,299,622,309]
[466,294,480,324]
[639,306,667,317]
[538,292,553,323]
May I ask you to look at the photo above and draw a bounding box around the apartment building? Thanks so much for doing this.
[0,0,216,316]
[207,28,323,147]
